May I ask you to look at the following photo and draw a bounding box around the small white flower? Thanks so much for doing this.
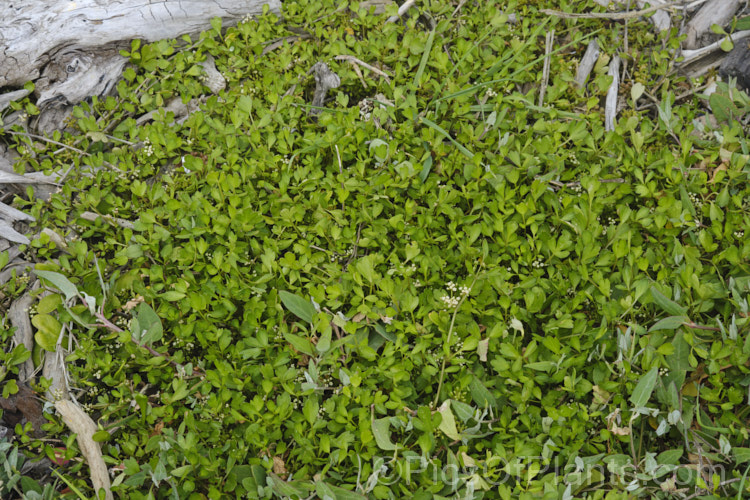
[382,316,393,325]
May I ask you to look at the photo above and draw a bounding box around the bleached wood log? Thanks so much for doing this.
[605,55,621,132]
[55,400,113,500]
[682,0,741,50]
[575,39,600,88]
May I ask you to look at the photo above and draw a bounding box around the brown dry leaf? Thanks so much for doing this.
[708,161,729,184]
[296,354,310,367]
[151,421,164,436]
[272,456,287,477]
[123,295,144,311]
[0,384,46,437]
[477,338,489,362]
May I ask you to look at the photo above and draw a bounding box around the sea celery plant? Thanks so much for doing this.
[2,0,750,498]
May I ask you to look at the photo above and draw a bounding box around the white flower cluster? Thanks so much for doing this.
[142,138,154,157]
[688,192,703,209]
[485,88,498,98]
[440,281,470,309]
[359,99,373,121]
[734,230,744,239]
[531,259,547,269]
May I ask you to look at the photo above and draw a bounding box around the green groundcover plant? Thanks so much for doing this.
[2,0,750,498]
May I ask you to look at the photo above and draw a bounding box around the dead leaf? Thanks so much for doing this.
[272,456,287,477]
[708,161,728,184]
[123,295,144,311]
[151,421,164,436]
[610,424,630,436]
[0,383,46,437]
[352,312,367,323]
[477,338,489,362]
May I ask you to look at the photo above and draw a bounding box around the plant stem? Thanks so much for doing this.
[432,268,481,408]
[433,303,462,408]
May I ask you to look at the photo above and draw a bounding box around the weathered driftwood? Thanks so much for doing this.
[79,211,135,230]
[681,30,750,65]
[719,42,750,92]
[44,336,72,403]
[605,55,621,132]
[0,89,33,114]
[9,290,36,383]
[682,0,741,50]
[309,62,342,115]
[539,30,555,107]
[0,221,30,245]
[575,39,600,89]
[55,400,113,500]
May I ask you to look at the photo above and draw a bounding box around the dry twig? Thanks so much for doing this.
[542,0,688,20]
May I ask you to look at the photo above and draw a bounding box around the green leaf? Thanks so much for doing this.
[734,447,750,465]
[319,482,367,500]
[419,151,433,182]
[450,399,475,422]
[373,323,396,342]
[737,15,750,31]
[355,255,377,283]
[657,448,683,465]
[316,326,332,354]
[303,398,319,425]
[32,314,62,352]
[159,291,186,301]
[266,473,311,497]
[34,270,79,301]
[8,345,31,366]
[131,302,163,344]
[469,375,496,408]
[170,379,190,401]
[92,430,111,443]
[419,117,474,159]
[279,290,316,323]
[650,287,687,317]
[284,333,315,357]
[315,481,336,500]
[630,366,659,409]
[649,316,687,332]
[524,361,556,372]
[437,400,460,440]
[412,29,436,89]
[37,294,61,314]
[371,418,397,450]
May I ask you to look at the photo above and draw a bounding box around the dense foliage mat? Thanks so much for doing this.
[2,0,750,498]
